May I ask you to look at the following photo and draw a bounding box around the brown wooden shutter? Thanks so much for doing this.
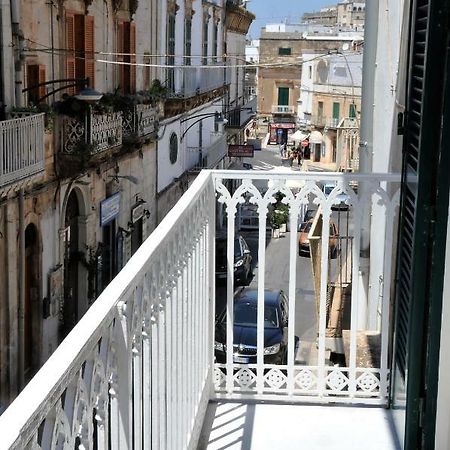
[130,22,136,93]
[65,13,76,95]
[116,21,125,93]
[84,15,95,87]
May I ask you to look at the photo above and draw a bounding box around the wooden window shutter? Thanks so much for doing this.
[65,13,76,95]
[116,21,125,93]
[130,23,136,93]
[84,15,95,87]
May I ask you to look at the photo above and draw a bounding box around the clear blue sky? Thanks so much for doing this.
[246,0,332,39]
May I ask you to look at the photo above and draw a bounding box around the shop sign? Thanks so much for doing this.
[270,123,295,129]
[228,144,254,158]
[100,192,121,226]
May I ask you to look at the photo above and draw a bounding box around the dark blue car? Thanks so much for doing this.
[214,288,290,364]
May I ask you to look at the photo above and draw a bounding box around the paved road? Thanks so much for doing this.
[215,145,353,365]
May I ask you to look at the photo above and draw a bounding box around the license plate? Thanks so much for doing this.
[234,356,249,364]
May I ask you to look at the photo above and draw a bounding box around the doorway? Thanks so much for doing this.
[62,190,80,339]
[24,223,39,379]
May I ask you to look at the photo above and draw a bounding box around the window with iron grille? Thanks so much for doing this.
[169,133,178,164]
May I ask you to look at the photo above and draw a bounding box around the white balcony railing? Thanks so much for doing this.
[272,105,295,114]
[0,170,401,449]
[0,113,45,187]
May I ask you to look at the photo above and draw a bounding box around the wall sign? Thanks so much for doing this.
[100,192,121,226]
[228,144,254,158]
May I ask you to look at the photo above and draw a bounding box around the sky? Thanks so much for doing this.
[246,0,332,39]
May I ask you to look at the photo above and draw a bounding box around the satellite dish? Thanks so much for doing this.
[342,43,350,51]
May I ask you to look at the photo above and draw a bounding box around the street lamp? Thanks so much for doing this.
[180,111,228,142]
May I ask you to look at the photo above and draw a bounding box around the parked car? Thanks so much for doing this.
[298,219,339,258]
[216,234,252,285]
[214,288,293,365]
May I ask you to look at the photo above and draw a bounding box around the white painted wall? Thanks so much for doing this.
[298,53,315,124]
[367,0,405,330]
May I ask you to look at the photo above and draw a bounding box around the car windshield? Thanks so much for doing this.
[300,222,312,233]
[228,301,279,329]
[216,238,241,259]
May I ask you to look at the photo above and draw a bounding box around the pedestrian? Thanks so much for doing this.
[297,148,303,166]
[279,141,284,157]
[283,142,287,158]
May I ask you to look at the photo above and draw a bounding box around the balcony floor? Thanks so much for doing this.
[198,401,402,450]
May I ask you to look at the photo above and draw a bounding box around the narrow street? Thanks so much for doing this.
[215,143,348,365]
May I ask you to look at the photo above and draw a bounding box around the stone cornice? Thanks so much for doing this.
[225,1,255,34]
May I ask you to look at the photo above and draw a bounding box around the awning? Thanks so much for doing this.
[291,130,309,142]
[309,130,323,144]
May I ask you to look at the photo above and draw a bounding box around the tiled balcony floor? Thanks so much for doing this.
[198,401,402,450]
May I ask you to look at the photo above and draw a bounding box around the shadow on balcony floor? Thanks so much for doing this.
[198,401,402,450]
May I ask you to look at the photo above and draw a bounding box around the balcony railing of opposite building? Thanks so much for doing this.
[62,111,123,154]
[272,105,296,114]
[0,169,401,449]
[187,134,227,170]
[122,104,159,138]
[310,116,341,128]
[0,113,45,187]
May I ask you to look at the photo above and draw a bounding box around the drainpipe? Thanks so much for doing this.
[10,0,24,106]
[18,188,25,389]
[357,0,378,328]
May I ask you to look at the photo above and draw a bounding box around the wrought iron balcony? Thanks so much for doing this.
[0,170,402,449]
[61,111,123,155]
[0,113,45,188]
[272,105,296,114]
[186,134,227,171]
[122,104,159,138]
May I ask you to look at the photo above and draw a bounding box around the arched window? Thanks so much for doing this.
[169,133,178,164]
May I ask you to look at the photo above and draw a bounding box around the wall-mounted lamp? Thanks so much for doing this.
[107,174,140,185]
[180,111,228,141]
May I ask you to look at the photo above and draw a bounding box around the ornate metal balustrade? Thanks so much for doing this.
[62,112,122,154]
[0,170,401,449]
[122,105,158,138]
[0,113,45,187]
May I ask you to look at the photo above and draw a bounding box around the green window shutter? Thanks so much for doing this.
[349,103,356,118]
[392,0,450,448]
[278,47,291,56]
[332,102,340,120]
[277,87,289,106]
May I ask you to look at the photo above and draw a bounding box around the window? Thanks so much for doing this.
[117,21,136,94]
[203,17,208,65]
[167,14,176,91]
[185,18,192,65]
[278,47,292,56]
[169,133,178,164]
[318,101,324,118]
[277,87,289,106]
[213,22,218,61]
[332,102,340,120]
[65,13,95,95]
[143,53,151,89]
[309,66,312,79]
[349,103,357,118]
[27,64,46,104]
